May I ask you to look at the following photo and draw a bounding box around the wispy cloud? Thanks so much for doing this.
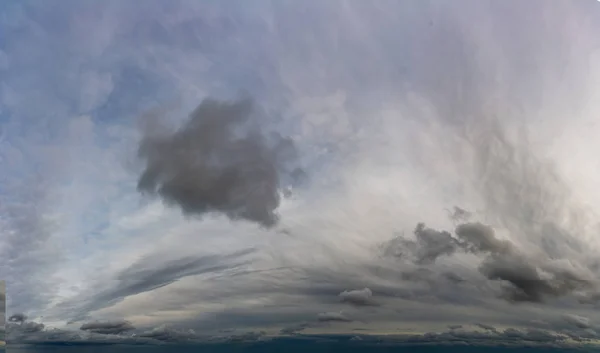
[2,0,600,347]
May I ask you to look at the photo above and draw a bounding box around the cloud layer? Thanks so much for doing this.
[2,0,600,348]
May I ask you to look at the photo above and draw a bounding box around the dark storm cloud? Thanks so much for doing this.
[137,97,302,228]
[80,320,135,335]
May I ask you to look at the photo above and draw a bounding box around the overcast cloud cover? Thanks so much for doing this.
[2,0,600,348]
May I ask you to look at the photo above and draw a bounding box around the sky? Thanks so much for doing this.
[1,280,4,346]
[2,0,600,349]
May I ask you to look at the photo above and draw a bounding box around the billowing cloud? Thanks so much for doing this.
[137,97,302,228]
[339,288,374,306]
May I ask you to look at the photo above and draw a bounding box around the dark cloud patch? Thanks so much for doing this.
[80,320,135,335]
[454,222,513,255]
[562,314,591,330]
[137,97,302,228]
[280,323,311,335]
[339,288,374,306]
[138,325,198,342]
[382,218,594,303]
[8,313,27,324]
[404,327,570,347]
[448,325,462,330]
[480,254,592,303]
[225,331,267,342]
[20,321,45,333]
[382,223,463,265]
[475,323,497,332]
[412,223,463,265]
[6,322,155,345]
[317,312,352,323]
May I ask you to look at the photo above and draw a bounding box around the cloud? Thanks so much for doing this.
[8,313,27,324]
[404,327,571,347]
[562,314,591,330]
[475,323,497,332]
[137,97,302,228]
[339,288,373,306]
[138,324,197,342]
[20,322,45,333]
[382,217,596,304]
[80,320,135,335]
[279,323,311,335]
[317,312,352,323]
[2,0,600,344]
[454,223,513,255]
[54,248,256,323]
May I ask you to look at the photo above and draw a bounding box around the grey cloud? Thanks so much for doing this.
[455,223,513,254]
[448,325,463,330]
[279,323,311,335]
[382,217,594,303]
[447,206,472,223]
[6,322,155,345]
[80,320,135,335]
[339,288,374,306]
[382,223,462,265]
[475,323,497,332]
[413,223,462,265]
[57,248,256,323]
[562,314,591,330]
[20,321,45,333]
[479,253,592,303]
[8,313,27,324]
[137,97,302,228]
[139,324,198,342]
[225,331,267,342]
[404,327,570,347]
[317,312,351,323]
